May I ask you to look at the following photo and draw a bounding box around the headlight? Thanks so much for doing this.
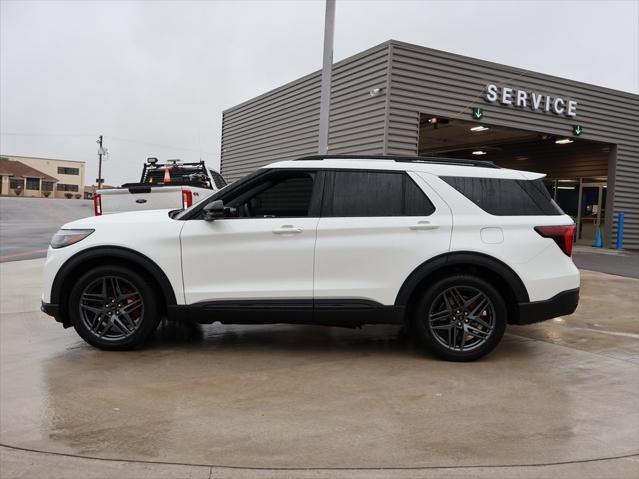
[50,229,94,249]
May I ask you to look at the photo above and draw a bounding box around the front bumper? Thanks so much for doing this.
[41,301,59,316]
[41,301,70,327]
[514,288,579,325]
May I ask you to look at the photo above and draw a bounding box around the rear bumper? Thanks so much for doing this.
[514,288,579,325]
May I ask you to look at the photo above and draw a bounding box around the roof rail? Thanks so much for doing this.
[294,154,500,169]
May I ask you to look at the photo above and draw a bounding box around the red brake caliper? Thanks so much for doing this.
[124,287,141,322]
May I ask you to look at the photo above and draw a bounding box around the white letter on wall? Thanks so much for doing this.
[531,93,543,110]
[516,90,528,108]
[486,84,498,102]
[552,98,566,115]
[501,87,513,105]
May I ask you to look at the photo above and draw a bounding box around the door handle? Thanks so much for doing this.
[272,225,303,234]
[409,221,439,231]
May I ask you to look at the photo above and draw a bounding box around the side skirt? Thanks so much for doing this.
[167,299,405,327]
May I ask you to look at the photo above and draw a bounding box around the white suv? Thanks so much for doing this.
[41,155,580,361]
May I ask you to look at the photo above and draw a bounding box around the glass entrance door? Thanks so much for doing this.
[577,183,606,244]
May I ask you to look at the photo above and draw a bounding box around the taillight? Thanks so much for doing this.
[182,189,193,209]
[535,225,575,256]
[93,193,102,216]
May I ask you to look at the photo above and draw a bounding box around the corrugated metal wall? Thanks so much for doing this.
[220,71,321,181]
[220,40,639,248]
[386,41,639,249]
[221,43,390,182]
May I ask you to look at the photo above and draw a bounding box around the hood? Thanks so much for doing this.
[61,209,175,229]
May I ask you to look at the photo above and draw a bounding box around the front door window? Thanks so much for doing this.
[225,172,315,218]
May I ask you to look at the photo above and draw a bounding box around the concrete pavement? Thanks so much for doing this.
[1,445,637,479]
[0,258,638,478]
[572,245,639,279]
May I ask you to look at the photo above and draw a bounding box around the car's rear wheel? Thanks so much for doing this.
[68,265,160,350]
[414,275,506,361]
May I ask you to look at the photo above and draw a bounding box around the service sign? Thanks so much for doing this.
[484,84,577,118]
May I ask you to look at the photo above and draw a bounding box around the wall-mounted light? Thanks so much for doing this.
[470,126,490,132]
[427,117,438,124]
[472,150,487,155]
[558,186,576,190]
[555,138,574,144]
[369,88,383,97]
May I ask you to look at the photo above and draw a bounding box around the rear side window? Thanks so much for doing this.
[324,171,435,217]
[441,176,563,216]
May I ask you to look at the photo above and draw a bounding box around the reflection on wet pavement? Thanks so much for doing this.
[1,260,638,469]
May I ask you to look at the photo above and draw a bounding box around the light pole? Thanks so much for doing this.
[318,0,335,154]
[96,135,104,189]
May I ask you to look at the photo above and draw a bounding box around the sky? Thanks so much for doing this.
[1,0,638,186]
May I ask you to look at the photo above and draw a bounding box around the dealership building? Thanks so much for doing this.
[220,40,639,249]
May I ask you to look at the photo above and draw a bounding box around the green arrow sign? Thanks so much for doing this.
[573,125,583,136]
[472,107,484,120]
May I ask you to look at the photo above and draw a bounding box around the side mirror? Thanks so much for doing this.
[203,200,225,221]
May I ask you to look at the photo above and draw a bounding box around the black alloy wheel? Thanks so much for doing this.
[79,276,144,341]
[414,275,506,361]
[68,265,160,350]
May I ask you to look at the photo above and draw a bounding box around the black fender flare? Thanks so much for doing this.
[394,251,530,306]
[50,246,178,309]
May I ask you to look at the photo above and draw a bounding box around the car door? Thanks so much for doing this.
[180,169,322,311]
[313,169,452,306]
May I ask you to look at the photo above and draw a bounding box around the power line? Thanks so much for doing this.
[0,132,217,155]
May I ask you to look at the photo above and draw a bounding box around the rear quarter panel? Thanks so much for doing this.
[417,173,580,302]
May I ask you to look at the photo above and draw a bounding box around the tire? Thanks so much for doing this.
[413,274,506,361]
[68,265,161,350]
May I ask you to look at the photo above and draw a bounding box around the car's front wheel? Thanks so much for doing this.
[414,275,506,361]
[68,265,161,350]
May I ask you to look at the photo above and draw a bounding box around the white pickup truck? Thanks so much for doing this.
[94,159,227,215]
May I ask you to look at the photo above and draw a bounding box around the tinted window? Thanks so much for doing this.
[26,178,40,190]
[57,167,79,175]
[225,172,314,218]
[325,171,435,217]
[56,183,79,192]
[442,176,563,216]
[9,178,24,189]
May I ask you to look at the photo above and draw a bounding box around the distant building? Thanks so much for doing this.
[0,155,86,199]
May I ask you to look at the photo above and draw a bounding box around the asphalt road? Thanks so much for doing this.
[0,197,92,262]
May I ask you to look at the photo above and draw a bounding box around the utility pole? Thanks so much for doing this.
[96,135,103,189]
[318,0,335,154]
